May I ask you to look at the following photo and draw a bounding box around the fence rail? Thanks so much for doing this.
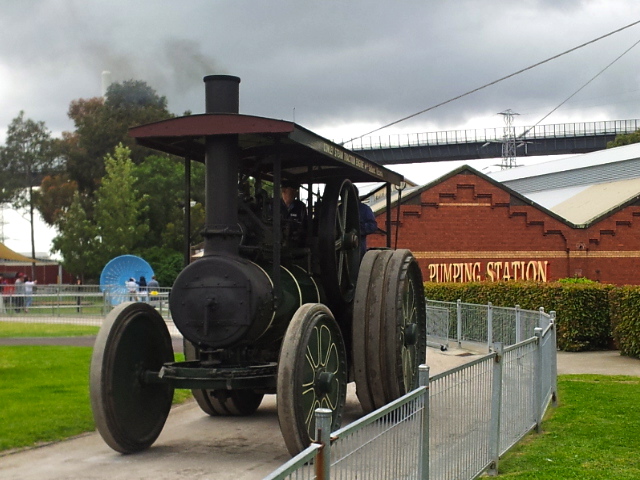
[0,284,176,333]
[426,299,553,352]
[343,119,640,150]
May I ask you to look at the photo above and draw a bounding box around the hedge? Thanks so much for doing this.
[424,281,614,352]
[609,287,640,357]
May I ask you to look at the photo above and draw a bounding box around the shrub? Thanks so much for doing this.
[609,286,640,357]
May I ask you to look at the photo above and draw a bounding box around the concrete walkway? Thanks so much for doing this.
[557,349,640,376]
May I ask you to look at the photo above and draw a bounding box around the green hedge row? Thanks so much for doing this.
[609,287,640,357]
[424,281,621,353]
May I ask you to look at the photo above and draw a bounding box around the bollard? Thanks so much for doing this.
[314,408,332,480]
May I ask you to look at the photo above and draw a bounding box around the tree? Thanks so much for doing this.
[52,144,149,279]
[106,80,168,111]
[51,191,95,278]
[0,111,56,271]
[134,156,205,252]
[35,174,78,225]
[91,143,149,272]
[60,80,173,195]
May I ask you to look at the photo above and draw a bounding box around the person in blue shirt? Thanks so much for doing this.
[354,186,378,257]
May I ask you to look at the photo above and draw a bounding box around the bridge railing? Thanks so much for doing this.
[343,119,640,150]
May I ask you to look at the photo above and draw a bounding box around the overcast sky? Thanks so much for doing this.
[2,0,640,253]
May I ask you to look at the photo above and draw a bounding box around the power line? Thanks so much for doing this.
[518,36,640,138]
[341,19,640,145]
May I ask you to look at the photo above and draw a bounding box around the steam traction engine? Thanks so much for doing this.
[89,75,426,456]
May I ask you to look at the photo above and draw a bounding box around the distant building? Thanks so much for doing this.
[0,242,72,284]
[367,143,640,285]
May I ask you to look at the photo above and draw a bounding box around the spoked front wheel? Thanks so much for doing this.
[90,302,174,453]
[277,303,348,456]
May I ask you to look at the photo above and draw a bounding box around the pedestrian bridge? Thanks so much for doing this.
[345,119,640,164]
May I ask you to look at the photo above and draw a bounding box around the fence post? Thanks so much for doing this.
[314,408,332,480]
[534,327,544,433]
[456,299,462,348]
[550,312,558,407]
[515,304,521,343]
[56,284,61,317]
[488,342,504,476]
[419,365,430,480]
[487,302,493,352]
[538,307,545,328]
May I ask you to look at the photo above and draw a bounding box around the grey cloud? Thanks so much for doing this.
[1,0,640,141]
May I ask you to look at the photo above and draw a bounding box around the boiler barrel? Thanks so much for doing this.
[170,255,321,349]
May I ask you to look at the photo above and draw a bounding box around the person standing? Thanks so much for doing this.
[147,276,160,290]
[280,181,307,247]
[14,273,25,313]
[126,277,138,302]
[354,186,378,257]
[24,276,36,313]
[147,275,160,305]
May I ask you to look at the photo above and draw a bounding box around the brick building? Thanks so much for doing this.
[367,144,640,285]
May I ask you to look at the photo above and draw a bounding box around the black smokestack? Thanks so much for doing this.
[202,75,242,256]
[204,75,240,114]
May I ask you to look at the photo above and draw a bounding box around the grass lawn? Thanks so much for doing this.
[0,321,100,337]
[498,375,640,479]
[0,346,191,452]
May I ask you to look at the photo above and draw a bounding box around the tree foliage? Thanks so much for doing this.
[59,80,172,195]
[0,111,56,205]
[35,174,77,225]
[133,156,205,252]
[0,111,57,266]
[607,130,640,148]
[52,144,149,278]
[51,191,95,277]
[92,144,149,269]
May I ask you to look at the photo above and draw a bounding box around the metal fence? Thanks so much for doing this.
[0,284,174,332]
[265,301,557,480]
[427,299,554,352]
[265,389,428,480]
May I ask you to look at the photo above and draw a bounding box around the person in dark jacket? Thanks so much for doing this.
[354,186,378,257]
[281,180,307,247]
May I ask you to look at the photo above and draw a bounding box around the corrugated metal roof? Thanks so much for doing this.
[485,143,640,225]
[489,142,640,185]
[524,185,590,210]
[494,157,640,194]
[548,177,640,225]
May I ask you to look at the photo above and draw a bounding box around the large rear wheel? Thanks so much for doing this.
[90,302,174,453]
[352,250,394,412]
[318,179,361,310]
[382,249,427,400]
[352,249,426,412]
[277,303,347,456]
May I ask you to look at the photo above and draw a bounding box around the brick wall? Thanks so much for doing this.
[368,170,640,285]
